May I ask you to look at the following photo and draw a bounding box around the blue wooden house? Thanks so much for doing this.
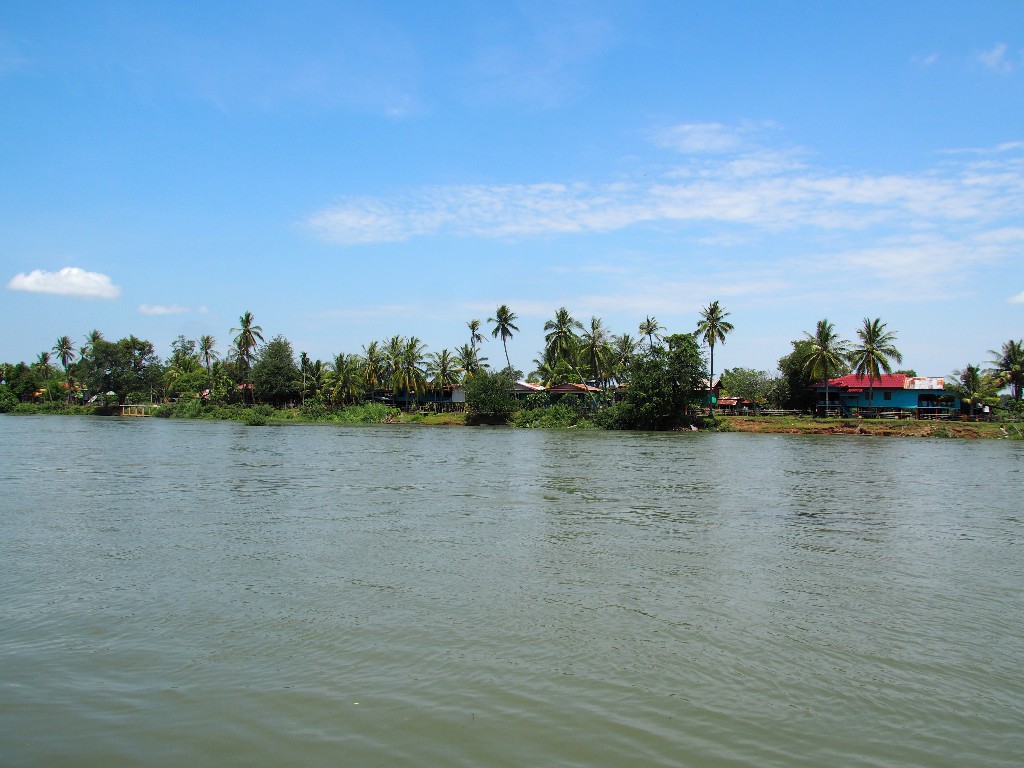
[812,374,958,418]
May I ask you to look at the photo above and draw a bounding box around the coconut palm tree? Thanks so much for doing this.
[454,343,487,381]
[580,316,612,388]
[488,304,519,374]
[610,333,639,384]
[467,319,485,351]
[362,341,384,400]
[52,335,75,402]
[329,353,364,405]
[198,335,218,380]
[392,336,427,409]
[988,338,1024,401]
[849,317,903,413]
[696,300,734,410]
[949,363,998,417]
[427,349,459,408]
[639,316,665,351]
[803,319,849,416]
[544,307,582,365]
[231,311,263,401]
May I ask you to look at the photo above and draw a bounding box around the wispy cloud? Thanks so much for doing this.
[138,304,190,316]
[305,140,1024,247]
[651,122,751,154]
[1009,291,1024,304]
[7,267,121,299]
[977,42,1020,74]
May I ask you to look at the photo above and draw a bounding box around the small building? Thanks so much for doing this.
[812,374,957,418]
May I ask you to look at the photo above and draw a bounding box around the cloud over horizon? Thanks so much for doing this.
[7,267,121,299]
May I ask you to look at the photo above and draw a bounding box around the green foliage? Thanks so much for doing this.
[719,367,779,405]
[334,402,400,423]
[82,336,163,402]
[240,408,268,426]
[0,385,18,413]
[513,403,590,429]
[252,335,300,406]
[610,334,707,430]
[464,369,516,425]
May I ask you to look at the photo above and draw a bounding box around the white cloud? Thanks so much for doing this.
[7,267,121,299]
[138,304,189,316]
[652,123,748,154]
[977,43,1019,74]
[1009,291,1024,304]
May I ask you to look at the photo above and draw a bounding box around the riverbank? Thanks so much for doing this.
[718,414,1019,439]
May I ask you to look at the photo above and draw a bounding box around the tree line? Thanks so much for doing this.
[2,304,1021,424]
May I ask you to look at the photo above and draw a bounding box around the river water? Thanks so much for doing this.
[1,415,1022,767]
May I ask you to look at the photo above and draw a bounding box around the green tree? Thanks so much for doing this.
[696,300,734,409]
[609,333,707,430]
[463,368,516,425]
[362,341,384,399]
[329,353,364,405]
[988,338,1024,401]
[609,333,639,384]
[251,335,300,406]
[803,319,850,415]
[639,316,665,351]
[544,307,582,365]
[52,335,76,401]
[392,336,427,408]
[454,343,487,381]
[427,348,460,404]
[849,317,903,412]
[719,367,778,407]
[467,319,484,351]
[488,304,519,374]
[86,336,163,403]
[579,315,612,388]
[231,311,264,401]
[199,335,218,381]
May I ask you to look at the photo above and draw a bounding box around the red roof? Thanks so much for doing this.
[819,374,907,390]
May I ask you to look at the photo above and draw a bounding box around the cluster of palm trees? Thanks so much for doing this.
[802,317,904,412]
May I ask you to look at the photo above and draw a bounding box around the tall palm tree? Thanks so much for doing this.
[639,316,665,351]
[53,335,75,402]
[544,307,582,365]
[427,349,459,407]
[198,335,218,380]
[988,338,1024,401]
[362,341,384,399]
[849,317,903,413]
[329,353,364,405]
[696,300,734,410]
[454,343,487,381]
[488,304,519,374]
[231,312,263,403]
[609,333,639,385]
[950,363,994,417]
[392,336,427,408]
[580,316,612,388]
[467,319,485,351]
[803,319,849,416]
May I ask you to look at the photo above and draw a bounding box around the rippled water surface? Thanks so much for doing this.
[2,415,1023,766]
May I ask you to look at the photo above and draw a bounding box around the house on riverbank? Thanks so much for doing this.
[812,374,958,418]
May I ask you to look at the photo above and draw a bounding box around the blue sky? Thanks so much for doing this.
[2,1,1022,379]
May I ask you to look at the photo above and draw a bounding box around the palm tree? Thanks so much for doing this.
[427,349,460,408]
[329,353,364,405]
[610,333,639,384]
[488,304,519,374]
[392,336,427,409]
[949,363,992,417]
[696,301,734,411]
[803,319,849,416]
[639,316,665,351]
[455,343,487,381]
[849,317,903,414]
[544,307,582,365]
[199,335,218,380]
[231,311,263,401]
[988,339,1024,401]
[362,341,384,400]
[53,335,75,402]
[580,316,612,388]
[467,319,485,351]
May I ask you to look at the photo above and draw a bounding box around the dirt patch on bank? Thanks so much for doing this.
[720,416,1006,439]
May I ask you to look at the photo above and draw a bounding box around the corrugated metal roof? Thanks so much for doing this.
[823,374,908,389]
